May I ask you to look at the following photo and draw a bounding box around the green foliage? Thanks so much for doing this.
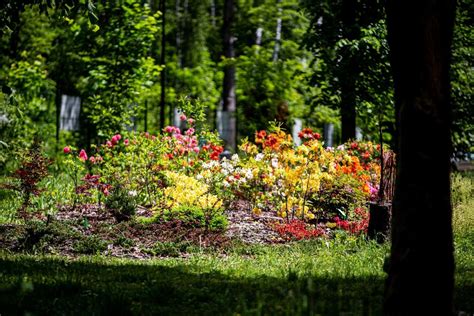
[303,1,394,144]
[451,0,474,157]
[235,0,313,140]
[309,174,367,221]
[146,241,193,257]
[0,54,56,171]
[76,1,161,139]
[162,204,228,231]
[1,140,52,219]
[73,235,108,254]
[105,185,137,222]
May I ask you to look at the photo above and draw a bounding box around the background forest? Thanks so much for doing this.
[0,0,471,173]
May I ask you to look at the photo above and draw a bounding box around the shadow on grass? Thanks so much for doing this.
[0,255,472,315]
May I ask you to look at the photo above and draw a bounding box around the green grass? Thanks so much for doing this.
[0,233,473,315]
[0,173,472,315]
[0,238,389,315]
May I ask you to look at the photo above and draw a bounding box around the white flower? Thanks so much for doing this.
[223,180,230,187]
[271,158,279,168]
[128,190,138,197]
[196,174,204,180]
[245,169,253,180]
[337,144,345,151]
[255,153,264,161]
[221,161,233,171]
[231,154,240,162]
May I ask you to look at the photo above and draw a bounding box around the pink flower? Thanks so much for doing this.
[111,135,119,145]
[187,118,195,125]
[164,126,174,133]
[145,132,150,138]
[124,139,129,146]
[193,146,200,153]
[89,156,96,164]
[79,149,88,161]
[152,135,156,141]
[185,128,195,136]
[106,141,113,148]
[116,134,122,140]
[63,146,71,154]
[180,114,187,121]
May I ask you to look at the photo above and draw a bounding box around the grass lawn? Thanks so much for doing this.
[0,173,472,315]
[0,232,473,315]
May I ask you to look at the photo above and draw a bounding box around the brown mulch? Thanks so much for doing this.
[0,201,285,259]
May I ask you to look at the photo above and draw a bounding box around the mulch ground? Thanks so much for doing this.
[0,202,286,259]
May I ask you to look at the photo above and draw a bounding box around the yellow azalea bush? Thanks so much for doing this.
[163,170,223,211]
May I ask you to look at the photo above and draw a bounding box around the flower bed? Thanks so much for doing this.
[59,117,384,241]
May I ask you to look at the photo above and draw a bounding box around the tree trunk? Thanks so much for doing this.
[222,0,236,151]
[384,0,456,314]
[272,0,282,62]
[340,0,357,142]
[159,0,167,129]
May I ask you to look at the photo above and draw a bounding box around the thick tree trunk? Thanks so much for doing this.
[222,0,236,150]
[384,0,456,314]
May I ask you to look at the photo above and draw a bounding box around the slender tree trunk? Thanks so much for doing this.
[255,27,263,46]
[159,0,166,129]
[340,0,357,142]
[210,0,216,27]
[222,0,236,150]
[384,0,456,314]
[176,0,182,68]
[272,0,282,62]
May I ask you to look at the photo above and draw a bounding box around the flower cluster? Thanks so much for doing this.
[274,219,327,240]
[63,118,389,238]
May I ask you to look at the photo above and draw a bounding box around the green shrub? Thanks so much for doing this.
[73,235,108,254]
[161,204,228,231]
[145,241,192,257]
[105,185,137,222]
[451,172,473,208]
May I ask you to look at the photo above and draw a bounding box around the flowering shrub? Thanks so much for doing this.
[274,219,327,240]
[62,116,387,238]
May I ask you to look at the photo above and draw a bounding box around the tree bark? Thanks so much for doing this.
[222,0,236,150]
[340,0,358,142]
[159,0,167,129]
[384,0,456,314]
[272,0,282,62]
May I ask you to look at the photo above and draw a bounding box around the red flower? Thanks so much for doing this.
[63,146,71,154]
[256,130,267,139]
[79,149,88,161]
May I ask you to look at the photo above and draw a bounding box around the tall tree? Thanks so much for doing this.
[221,0,236,150]
[303,0,387,142]
[384,0,456,314]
